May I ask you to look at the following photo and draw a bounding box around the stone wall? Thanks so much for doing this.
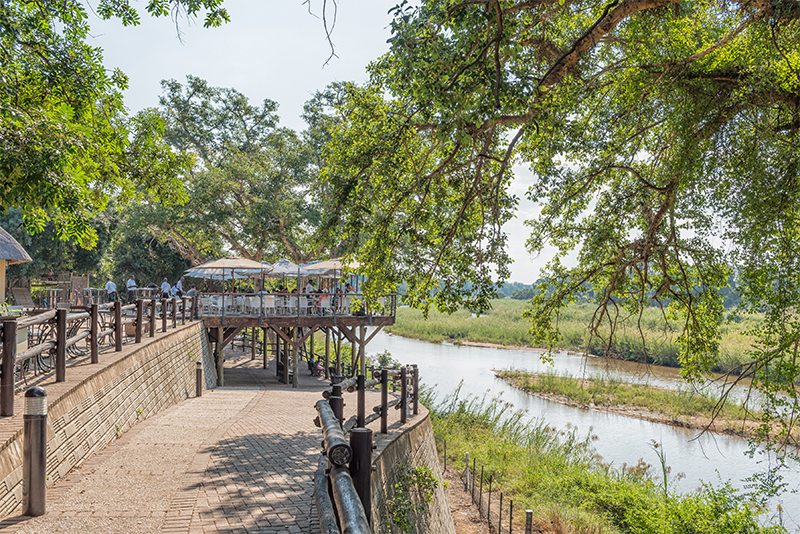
[0,322,214,516]
[370,407,455,534]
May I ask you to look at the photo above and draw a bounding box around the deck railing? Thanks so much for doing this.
[196,292,397,320]
[314,365,419,533]
[0,296,198,416]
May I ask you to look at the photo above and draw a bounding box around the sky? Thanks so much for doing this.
[88,0,553,283]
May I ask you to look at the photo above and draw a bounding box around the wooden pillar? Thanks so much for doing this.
[292,327,299,389]
[350,337,357,378]
[335,329,342,376]
[150,299,156,337]
[283,329,289,385]
[134,299,143,344]
[309,331,315,364]
[324,328,331,379]
[90,303,98,364]
[251,328,256,360]
[216,326,224,387]
[262,327,268,370]
[359,326,366,376]
[114,300,122,352]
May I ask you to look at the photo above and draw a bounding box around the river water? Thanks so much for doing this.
[367,332,799,529]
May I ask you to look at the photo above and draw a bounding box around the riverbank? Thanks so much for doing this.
[426,390,779,534]
[495,370,770,441]
[387,300,759,374]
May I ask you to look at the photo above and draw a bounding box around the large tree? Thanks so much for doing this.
[137,76,326,264]
[323,2,800,457]
[0,0,226,246]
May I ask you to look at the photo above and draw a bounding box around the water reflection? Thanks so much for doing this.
[367,332,799,529]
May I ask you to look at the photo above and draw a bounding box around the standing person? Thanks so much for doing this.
[160,278,171,299]
[176,277,185,296]
[126,275,137,303]
[104,277,118,302]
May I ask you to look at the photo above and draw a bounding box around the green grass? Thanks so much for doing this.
[497,370,755,434]
[426,387,783,534]
[387,301,761,374]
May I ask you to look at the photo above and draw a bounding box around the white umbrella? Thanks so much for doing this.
[304,257,361,274]
[184,267,249,280]
[269,258,309,276]
[185,257,271,323]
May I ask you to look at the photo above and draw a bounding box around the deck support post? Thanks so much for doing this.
[216,326,224,387]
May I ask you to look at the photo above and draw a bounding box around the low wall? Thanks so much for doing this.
[370,407,455,534]
[0,322,215,516]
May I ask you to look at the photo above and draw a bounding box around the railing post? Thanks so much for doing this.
[23,386,47,517]
[250,328,256,361]
[192,296,198,320]
[400,366,408,424]
[349,427,373,525]
[135,299,143,343]
[380,369,388,434]
[330,379,344,426]
[90,303,98,363]
[114,300,122,352]
[357,374,365,428]
[56,308,66,382]
[1,320,18,416]
[181,297,187,324]
[161,299,167,333]
[412,364,419,415]
[150,299,156,337]
[171,297,177,328]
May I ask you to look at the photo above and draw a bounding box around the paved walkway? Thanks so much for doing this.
[0,346,387,534]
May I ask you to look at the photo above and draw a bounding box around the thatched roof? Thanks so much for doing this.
[0,227,31,265]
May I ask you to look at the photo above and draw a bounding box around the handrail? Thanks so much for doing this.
[314,364,420,534]
[0,295,200,416]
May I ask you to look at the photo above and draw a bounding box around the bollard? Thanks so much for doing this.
[464,452,469,491]
[380,369,388,434]
[196,361,203,397]
[525,509,533,534]
[356,374,365,428]
[400,366,407,424]
[349,427,373,525]
[23,387,47,517]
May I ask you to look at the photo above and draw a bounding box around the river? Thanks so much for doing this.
[366,332,799,529]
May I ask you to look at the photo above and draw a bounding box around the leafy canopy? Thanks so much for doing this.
[322,0,800,455]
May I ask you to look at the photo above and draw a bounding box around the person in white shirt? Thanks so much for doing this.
[176,277,185,296]
[104,277,118,302]
[126,275,137,303]
[304,280,315,295]
[160,278,171,299]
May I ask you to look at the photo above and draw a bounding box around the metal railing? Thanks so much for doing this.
[0,296,199,416]
[314,365,420,534]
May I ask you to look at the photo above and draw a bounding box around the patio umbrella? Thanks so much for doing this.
[304,257,361,273]
[186,257,272,323]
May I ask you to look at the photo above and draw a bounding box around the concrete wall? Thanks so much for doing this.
[370,407,455,534]
[0,322,214,516]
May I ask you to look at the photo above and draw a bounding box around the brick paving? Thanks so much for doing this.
[0,345,389,533]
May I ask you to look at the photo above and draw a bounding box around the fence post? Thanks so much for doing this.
[487,475,492,522]
[55,308,66,382]
[349,427,373,525]
[22,386,47,517]
[114,300,122,352]
[464,452,469,491]
[90,303,98,363]
[330,379,344,426]
[479,465,484,515]
[1,320,17,416]
[192,296,198,320]
[380,369,388,434]
[181,297,187,324]
[472,457,476,501]
[525,510,533,534]
[498,493,503,534]
[135,299,143,343]
[400,366,407,424]
[148,299,155,337]
[509,499,513,534]
[357,374,365,428]
[171,297,177,328]
[161,299,167,333]
[412,364,419,415]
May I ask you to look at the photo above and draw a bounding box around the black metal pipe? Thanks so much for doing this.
[23,386,47,516]
[349,428,372,525]
[329,465,371,534]
[315,456,341,534]
[315,400,352,466]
